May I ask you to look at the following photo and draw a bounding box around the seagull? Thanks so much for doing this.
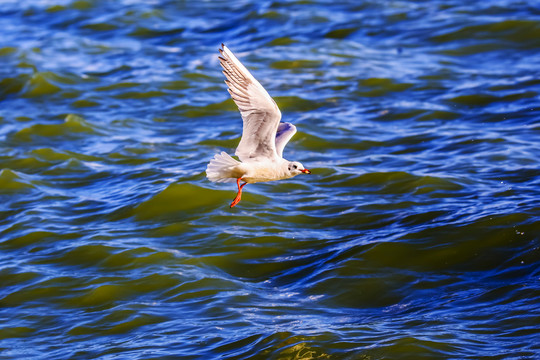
[206,44,311,208]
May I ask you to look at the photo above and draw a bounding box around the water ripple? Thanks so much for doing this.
[1,0,539,359]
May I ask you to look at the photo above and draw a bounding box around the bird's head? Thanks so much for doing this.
[287,161,311,176]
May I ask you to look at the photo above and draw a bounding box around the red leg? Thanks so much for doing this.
[230,178,247,208]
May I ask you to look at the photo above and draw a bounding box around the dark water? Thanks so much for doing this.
[1,0,539,358]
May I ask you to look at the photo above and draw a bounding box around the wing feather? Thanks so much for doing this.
[275,122,297,158]
[219,44,282,161]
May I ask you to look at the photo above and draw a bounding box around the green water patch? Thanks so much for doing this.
[448,94,499,107]
[198,134,239,149]
[337,276,412,308]
[149,222,193,237]
[377,109,426,121]
[371,337,461,358]
[94,82,141,92]
[82,23,119,32]
[273,96,323,112]
[69,284,131,308]
[316,211,392,231]
[367,213,534,272]
[409,174,465,195]
[0,46,17,56]
[356,78,414,97]
[35,244,178,271]
[165,277,241,302]
[128,26,184,38]
[31,148,102,163]
[398,210,453,227]
[325,27,359,39]
[112,90,167,99]
[499,91,537,102]
[172,99,238,118]
[0,275,82,307]
[1,230,78,250]
[33,244,118,268]
[437,43,506,56]
[71,99,100,108]
[70,0,94,10]
[132,183,233,220]
[102,247,176,270]
[45,4,66,12]
[40,161,111,186]
[0,76,28,100]
[15,116,32,122]
[301,133,382,152]
[0,169,36,194]
[68,273,180,308]
[268,181,310,193]
[183,72,217,81]
[12,114,98,142]
[160,80,190,90]
[331,60,351,67]
[68,311,168,336]
[182,233,336,282]
[0,155,51,173]
[0,326,36,340]
[254,9,288,20]
[431,19,540,48]
[75,309,139,332]
[0,268,40,290]
[338,171,463,195]
[270,59,323,70]
[107,150,161,166]
[417,110,460,121]
[85,65,132,77]
[21,71,81,98]
[447,91,537,107]
[488,78,540,92]
[185,250,298,281]
[266,37,299,46]
[242,9,287,22]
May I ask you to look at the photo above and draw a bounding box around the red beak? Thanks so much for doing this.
[301,169,311,174]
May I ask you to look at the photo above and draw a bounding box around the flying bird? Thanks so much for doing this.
[206,44,311,208]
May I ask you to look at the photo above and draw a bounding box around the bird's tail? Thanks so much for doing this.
[206,152,240,183]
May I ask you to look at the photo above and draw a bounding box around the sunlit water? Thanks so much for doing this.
[1,0,539,359]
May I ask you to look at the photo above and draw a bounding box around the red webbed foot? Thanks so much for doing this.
[230,178,247,208]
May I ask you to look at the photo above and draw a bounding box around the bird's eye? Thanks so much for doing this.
[293,165,297,169]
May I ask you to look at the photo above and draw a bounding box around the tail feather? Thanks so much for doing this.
[206,152,240,183]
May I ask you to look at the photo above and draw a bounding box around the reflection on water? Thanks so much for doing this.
[1,0,539,358]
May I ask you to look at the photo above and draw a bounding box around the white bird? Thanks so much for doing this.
[206,44,311,208]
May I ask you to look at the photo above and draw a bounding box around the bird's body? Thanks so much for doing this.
[240,159,293,183]
[208,153,294,183]
[206,44,310,207]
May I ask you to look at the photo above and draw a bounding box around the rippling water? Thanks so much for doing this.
[1,0,539,359]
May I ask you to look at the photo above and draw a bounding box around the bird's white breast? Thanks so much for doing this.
[240,160,291,183]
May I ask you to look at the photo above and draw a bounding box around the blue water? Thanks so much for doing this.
[0,0,539,359]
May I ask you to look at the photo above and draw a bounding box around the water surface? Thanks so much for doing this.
[1,0,539,359]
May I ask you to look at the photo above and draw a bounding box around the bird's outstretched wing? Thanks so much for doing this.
[275,122,297,158]
[219,44,282,161]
